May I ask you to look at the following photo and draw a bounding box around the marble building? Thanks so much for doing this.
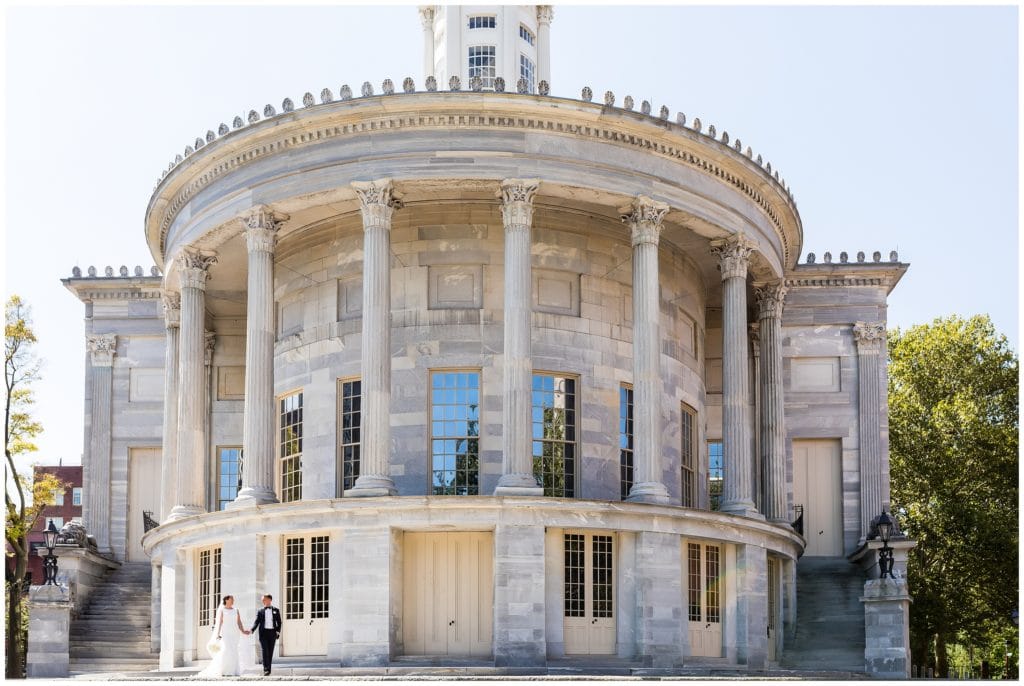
[60,4,913,676]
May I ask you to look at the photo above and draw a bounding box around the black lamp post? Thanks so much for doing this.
[876,509,895,579]
[42,520,59,585]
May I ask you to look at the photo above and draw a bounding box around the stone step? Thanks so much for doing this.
[70,640,151,649]
[73,618,151,627]
[70,646,155,658]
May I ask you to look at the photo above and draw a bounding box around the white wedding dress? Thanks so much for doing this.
[198,606,254,677]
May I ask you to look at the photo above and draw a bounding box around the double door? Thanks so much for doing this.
[792,440,843,556]
[402,532,493,657]
[127,447,161,561]
[685,541,722,657]
[281,535,329,656]
[563,532,615,655]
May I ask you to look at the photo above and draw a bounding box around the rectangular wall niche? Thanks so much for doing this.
[428,265,483,310]
[278,299,303,337]
[337,277,363,321]
[790,357,841,392]
[217,366,245,401]
[128,368,164,402]
[534,269,580,317]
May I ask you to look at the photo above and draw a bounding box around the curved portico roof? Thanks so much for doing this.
[145,85,803,279]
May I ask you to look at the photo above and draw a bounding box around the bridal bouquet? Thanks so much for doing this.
[206,634,222,655]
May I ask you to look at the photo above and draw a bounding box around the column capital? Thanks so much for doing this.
[537,5,554,24]
[711,234,757,280]
[853,321,886,354]
[498,178,540,229]
[754,280,787,320]
[178,249,218,291]
[161,292,181,328]
[749,322,761,353]
[204,331,216,366]
[242,206,287,253]
[87,333,117,367]
[418,5,435,29]
[353,179,403,230]
[620,195,669,247]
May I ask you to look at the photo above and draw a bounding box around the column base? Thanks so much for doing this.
[345,474,397,497]
[227,487,279,509]
[720,499,763,519]
[626,481,670,504]
[493,473,543,497]
[166,505,204,522]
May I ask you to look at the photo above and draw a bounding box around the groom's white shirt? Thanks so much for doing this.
[264,606,273,628]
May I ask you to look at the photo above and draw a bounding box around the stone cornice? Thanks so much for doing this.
[785,261,909,295]
[146,94,801,270]
[62,276,163,304]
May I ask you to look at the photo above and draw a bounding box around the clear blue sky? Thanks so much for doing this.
[4,4,1018,466]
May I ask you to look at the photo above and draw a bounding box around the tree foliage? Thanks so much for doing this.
[5,295,65,679]
[888,314,1018,676]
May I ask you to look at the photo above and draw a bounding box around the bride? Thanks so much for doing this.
[198,595,253,677]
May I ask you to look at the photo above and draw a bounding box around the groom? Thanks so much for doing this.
[251,594,282,676]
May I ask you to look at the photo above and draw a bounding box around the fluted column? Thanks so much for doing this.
[346,180,400,497]
[159,295,180,521]
[495,179,543,496]
[854,321,885,541]
[85,333,116,552]
[711,235,759,517]
[622,196,670,504]
[749,323,761,513]
[231,207,286,508]
[419,6,435,79]
[756,281,788,523]
[168,249,217,521]
[536,6,554,86]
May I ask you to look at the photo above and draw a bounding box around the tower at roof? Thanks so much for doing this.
[419,5,553,92]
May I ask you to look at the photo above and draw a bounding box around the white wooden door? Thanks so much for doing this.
[685,541,723,657]
[127,447,161,561]
[403,532,493,657]
[563,532,616,655]
[792,440,843,556]
[281,535,329,656]
[195,546,222,659]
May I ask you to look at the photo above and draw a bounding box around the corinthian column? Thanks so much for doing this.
[231,207,286,508]
[159,294,180,521]
[755,281,788,523]
[168,249,217,521]
[854,321,885,541]
[85,333,116,552]
[346,180,400,497]
[711,234,759,518]
[419,6,435,79]
[494,179,543,496]
[621,195,670,504]
[536,6,554,86]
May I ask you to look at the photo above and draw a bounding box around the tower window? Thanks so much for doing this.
[519,24,535,45]
[520,54,536,94]
[681,404,697,507]
[468,15,496,29]
[708,440,723,511]
[430,371,480,495]
[532,373,578,498]
[468,46,496,89]
[619,384,634,500]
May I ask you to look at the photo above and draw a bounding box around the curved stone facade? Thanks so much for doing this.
[61,5,912,676]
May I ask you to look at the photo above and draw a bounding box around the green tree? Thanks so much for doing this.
[888,315,1018,677]
[5,296,65,679]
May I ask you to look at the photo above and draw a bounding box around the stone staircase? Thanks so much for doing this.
[69,562,159,676]
[781,556,867,673]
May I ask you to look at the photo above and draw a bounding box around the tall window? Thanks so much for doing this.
[619,385,634,500]
[520,54,535,93]
[197,546,222,629]
[468,46,496,89]
[279,392,303,503]
[338,379,361,493]
[430,371,480,495]
[519,24,535,45]
[532,373,577,497]
[681,404,697,507]
[72,487,82,506]
[468,15,495,29]
[708,440,723,510]
[52,488,64,506]
[217,447,241,510]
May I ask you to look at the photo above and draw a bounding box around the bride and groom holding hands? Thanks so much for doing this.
[200,594,282,678]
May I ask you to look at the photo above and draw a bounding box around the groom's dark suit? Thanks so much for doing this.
[251,605,282,674]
